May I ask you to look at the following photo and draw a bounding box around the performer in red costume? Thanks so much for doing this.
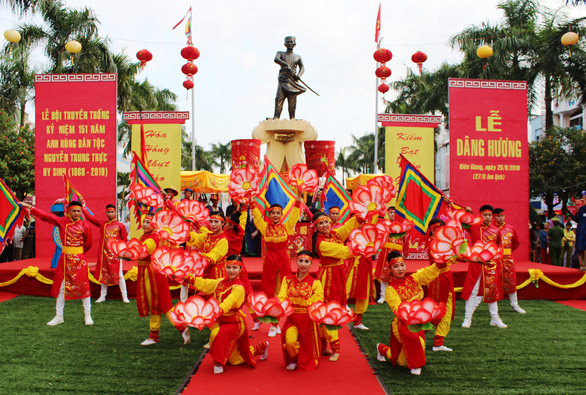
[278,250,324,371]
[461,204,506,328]
[426,218,455,351]
[251,194,302,337]
[19,200,94,326]
[376,206,408,303]
[376,251,449,375]
[346,254,374,330]
[328,206,342,230]
[83,204,129,303]
[493,208,526,314]
[313,210,361,362]
[184,255,269,374]
[137,213,190,346]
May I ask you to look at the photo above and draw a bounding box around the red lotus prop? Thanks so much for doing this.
[247,292,293,323]
[130,184,164,208]
[461,241,504,264]
[229,168,259,203]
[349,184,392,222]
[107,238,149,261]
[308,301,354,331]
[169,295,222,330]
[348,223,388,258]
[444,207,481,229]
[287,163,319,194]
[177,200,210,224]
[396,297,447,332]
[151,209,189,245]
[429,225,467,263]
[151,246,207,284]
[367,175,396,199]
[387,220,414,239]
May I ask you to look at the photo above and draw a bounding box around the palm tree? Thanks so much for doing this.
[346,133,375,175]
[0,44,36,126]
[209,142,231,173]
[335,147,351,185]
[181,139,212,171]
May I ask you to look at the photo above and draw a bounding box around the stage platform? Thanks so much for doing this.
[0,257,585,300]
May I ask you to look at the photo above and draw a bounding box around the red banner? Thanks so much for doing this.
[35,74,118,259]
[449,79,529,260]
[304,140,335,176]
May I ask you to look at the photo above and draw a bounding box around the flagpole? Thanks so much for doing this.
[374,39,380,174]
[191,85,196,170]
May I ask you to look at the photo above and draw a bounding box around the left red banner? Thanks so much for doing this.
[35,74,118,260]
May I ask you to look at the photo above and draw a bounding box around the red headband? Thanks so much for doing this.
[428,222,442,233]
[480,209,492,214]
[268,206,281,213]
[329,208,340,214]
[210,214,225,222]
[225,259,243,267]
[226,217,238,227]
[297,254,313,262]
[389,256,404,264]
[312,216,330,227]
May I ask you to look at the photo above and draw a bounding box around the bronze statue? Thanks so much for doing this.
[273,36,306,119]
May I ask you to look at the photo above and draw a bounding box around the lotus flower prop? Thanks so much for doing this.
[348,223,388,258]
[169,295,222,330]
[387,219,414,239]
[429,225,468,263]
[151,246,206,284]
[308,301,354,331]
[349,184,392,222]
[247,292,294,323]
[443,207,482,229]
[229,168,260,203]
[396,297,447,332]
[177,199,210,224]
[107,238,149,261]
[130,184,164,208]
[461,240,504,264]
[151,209,189,245]
[367,175,396,199]
[287,163,319,194]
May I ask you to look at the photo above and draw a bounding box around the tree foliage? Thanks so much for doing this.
[0,110,34,199]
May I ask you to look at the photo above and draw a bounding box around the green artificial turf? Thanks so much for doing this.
[351,299,586,394]
[0,296,208,394]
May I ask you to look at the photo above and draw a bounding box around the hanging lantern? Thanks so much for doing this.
[181,46,200,61]
[378,83,389,94]
[136,49,153,69]
[373,48,392,63]
[4,30,21,44]
[375,65,391,79]
[476,45,493,59]
[561,31,579,47]
[181,62,198,76]
[183,79,194,90]
[65,40,82,54]
[411,51,428,74]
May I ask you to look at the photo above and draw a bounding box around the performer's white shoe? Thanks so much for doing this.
[376,296,386,304]
[203,342,210,349]
[376,343,386,362]
[461,319,472,328]
[47,315,64,326]
[141,338,157,346]
[354,323,369,330]
[410,368,422,375]
[122,296,130,303]
[490,317,508,328]
[260,342,269,361]
[286,363,297,371]
[433,345,453,352]
[213,364,224,374]
[268,326,278,337]
[251,321,261,331]
[95,296,106,303]
[84,315,94,326]
[511,305,526,314]
[182,328,191,345]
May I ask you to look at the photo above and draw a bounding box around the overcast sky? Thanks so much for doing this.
[1,0,584,159]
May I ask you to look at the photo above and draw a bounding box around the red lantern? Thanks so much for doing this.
[411,51,427,73]
[183,79,194,90]
[181,62,198,76]
[136,49,153,69]
[181,46,200,61]
[373,48,392,63]
[378,83,389,94]
[375,65,391,79]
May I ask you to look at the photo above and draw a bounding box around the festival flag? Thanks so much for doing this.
[128,153,164,223]
[63,175,85,206]
[254,156,300,224]
[375,3,381,44]
[0,176,23,245]
[320,171,352,224]
[173,7,193,44]
[395,154,448,234]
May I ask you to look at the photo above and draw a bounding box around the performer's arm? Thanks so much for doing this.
[82,208,101,227]
[385,286,402,314]
[29,206,61,227]
[217,284,245,313]
[333,216,361,241]
[251,206,268,236]
[186,227,211,249]
[511,228,520,251]
[318,241,353,260]
[238,209,248,230]
[310,280,324,304]
[142,238,158,255]
[284,201,302,235]
[277,278,289,300]
[119,222,128,242]
[202,238,228,265]
[83,222,92,252]
[189,276,222,294]
[412,264,441,286]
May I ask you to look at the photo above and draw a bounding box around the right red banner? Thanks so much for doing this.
[449,79,529,260]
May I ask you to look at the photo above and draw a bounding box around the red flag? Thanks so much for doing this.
[375,3,381,44]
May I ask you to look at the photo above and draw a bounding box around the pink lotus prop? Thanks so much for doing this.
[130,184,164,208]
[367,175,396,199]
[308,301,354,331]
[349,184,392,222]
[287,163,319,194]
[397,297,447,332]
[107,238,149,261]
[461,241,504,264]
[247,292,293,323]
[229,168,259,203]
[348,223,388,258]
[169,295,222,330]
[177,200,210,224]
[387,219,414,239]
[151,246,207,284]
[443,207,481,229]
[151,209,189,245]
[429,225,468,263]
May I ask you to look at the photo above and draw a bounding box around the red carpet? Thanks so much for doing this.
[0,291,18,302]
[181,314,385,395]
[555,300,586,311]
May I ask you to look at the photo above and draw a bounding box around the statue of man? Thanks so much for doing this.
[273,36,306,120]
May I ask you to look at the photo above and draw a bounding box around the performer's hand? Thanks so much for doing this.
[18,201,32,209]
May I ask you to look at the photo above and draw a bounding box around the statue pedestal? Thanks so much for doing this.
[252,119,317,172]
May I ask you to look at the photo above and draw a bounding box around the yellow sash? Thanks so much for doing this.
[62,246,84,254]
[503,248,512,256]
